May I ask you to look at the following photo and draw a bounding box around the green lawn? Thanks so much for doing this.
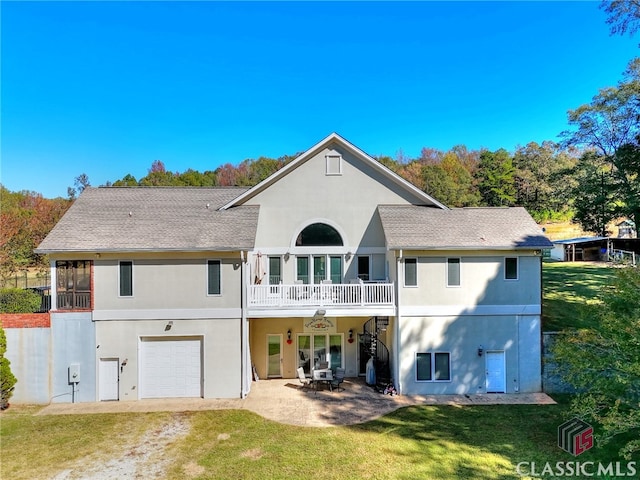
[1,399,633,480]
[542,262,616,331]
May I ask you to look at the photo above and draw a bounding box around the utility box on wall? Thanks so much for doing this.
[68,363,80,384]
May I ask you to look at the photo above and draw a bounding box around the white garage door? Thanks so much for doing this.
[139,337,203,399]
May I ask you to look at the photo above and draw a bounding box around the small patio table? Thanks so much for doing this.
[312,369,334,391]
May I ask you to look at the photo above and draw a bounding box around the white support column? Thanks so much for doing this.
[50,259,57,311]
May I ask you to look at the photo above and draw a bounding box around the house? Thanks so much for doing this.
[23,133,552,402]
[616,219,637,239]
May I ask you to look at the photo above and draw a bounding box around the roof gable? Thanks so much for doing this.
[220,133,448,210]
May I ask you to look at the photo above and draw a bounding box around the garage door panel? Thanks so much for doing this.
[140,337,202,399]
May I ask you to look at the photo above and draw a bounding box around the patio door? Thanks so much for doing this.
[267,334,282,377]
[297,334,343,375]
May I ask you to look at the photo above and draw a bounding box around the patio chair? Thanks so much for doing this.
[297,367,313,389]
[330,367,345,392]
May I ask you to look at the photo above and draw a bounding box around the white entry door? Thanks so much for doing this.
[486,351,506,393]
[99,358,119,401]
[267,334,282,377]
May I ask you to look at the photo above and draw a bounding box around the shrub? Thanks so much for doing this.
[0,327,17,409]
[0,288,42,313]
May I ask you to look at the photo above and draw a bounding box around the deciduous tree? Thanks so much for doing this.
[551,267,640,459]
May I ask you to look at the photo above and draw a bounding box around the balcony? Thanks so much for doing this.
[56,292,91,310]
[248,282,394,309]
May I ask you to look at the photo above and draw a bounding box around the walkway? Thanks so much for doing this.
[37,378,556,427]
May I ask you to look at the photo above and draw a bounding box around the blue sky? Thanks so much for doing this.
[1,1,637,198]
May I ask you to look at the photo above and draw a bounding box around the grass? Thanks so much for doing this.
[0,407,170,480]
[1,262,629,479]
[542,262,616,332]
[2,399,633,480]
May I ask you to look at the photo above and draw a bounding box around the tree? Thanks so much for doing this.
[67,173,91,199]
[570,152,619,235]
[551,267,640,459]
[513,141,577,218]
[0,186,71,279]
[476,149,516,206]
[601,0,640,39]
[422,150,480,207]
[562,58,640,229]
[0,326,17,410]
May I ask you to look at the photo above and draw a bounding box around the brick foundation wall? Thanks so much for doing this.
[0,313,51,328]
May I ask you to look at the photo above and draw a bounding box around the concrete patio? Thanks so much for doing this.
[37,378,556,427]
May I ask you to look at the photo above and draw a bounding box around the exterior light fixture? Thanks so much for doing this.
[348,329,354,343]
[287,329,292,344]
[477,346,483,357]
[165,321,173,331]
[316,309,326,317]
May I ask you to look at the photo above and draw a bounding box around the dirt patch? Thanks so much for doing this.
[51,413,190,480]
[240,447,264,460]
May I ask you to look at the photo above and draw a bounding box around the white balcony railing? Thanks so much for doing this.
[248,282,394,308]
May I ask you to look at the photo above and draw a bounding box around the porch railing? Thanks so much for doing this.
[56,292,91,310]
[248,282,394,308]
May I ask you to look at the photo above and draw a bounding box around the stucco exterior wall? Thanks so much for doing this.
[397,314,541,395]
[249,316,367,379]
[4,327,51,404]
[51,312,96,403]
[400,253,541,308]
[246,146,421,250]
[93,253,242,311]
[95,317,242,399]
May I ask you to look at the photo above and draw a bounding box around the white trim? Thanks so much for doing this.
[290,218,349,250]
[446,257,461,288]
[415,351,451,382]
[93,308,242,320]
[399,304,541,316]
[485,350,506,393]
[504,256,519,281]
[247,306,396,318]
[220,133,448,210]
[266,333,283,378]
[325,154,342,176]
[403,257,418,287]
[206,259,222,296]
[118,260,134,298]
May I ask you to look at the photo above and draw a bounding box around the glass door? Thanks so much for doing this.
[313,256,326,284]
[267,334,282,377]
[298,334,343,375]
[330,256,342,284]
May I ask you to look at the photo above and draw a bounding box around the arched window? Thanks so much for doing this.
[295,223,343,246]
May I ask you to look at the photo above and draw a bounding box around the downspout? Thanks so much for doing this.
[394,249,402,394]
[240,251,249,398]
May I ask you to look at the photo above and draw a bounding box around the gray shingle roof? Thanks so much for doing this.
[36,187,258,253]
[377,205,553,250]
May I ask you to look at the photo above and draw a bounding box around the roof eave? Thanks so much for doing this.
[35,247,254,255]
[387,245,552,251]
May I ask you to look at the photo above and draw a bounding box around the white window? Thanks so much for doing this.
[404,258,417,287]
[207,260,221,295]
[325,154,342,175]
[505,257,518,280]
[446,258,460,287]
[416,352,451,382]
